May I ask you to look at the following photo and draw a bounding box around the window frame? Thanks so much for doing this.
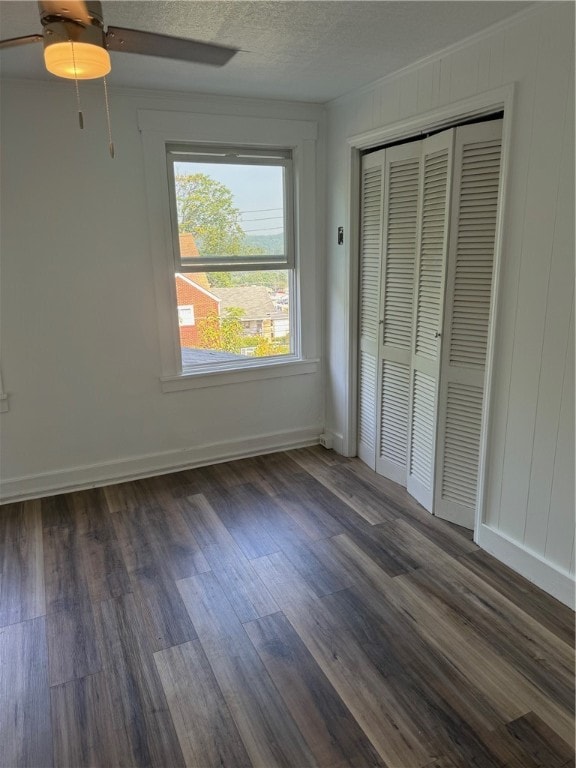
[138,109,320,391]
[167,142,298,369]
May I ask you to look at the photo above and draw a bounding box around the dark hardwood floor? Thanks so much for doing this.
[1,446,574,768]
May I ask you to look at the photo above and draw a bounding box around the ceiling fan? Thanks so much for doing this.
[0,0,238,79]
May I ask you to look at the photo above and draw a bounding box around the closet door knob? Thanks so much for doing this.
[434,331,442,338]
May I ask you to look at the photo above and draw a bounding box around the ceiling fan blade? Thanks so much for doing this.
[0,34,43,49]
[39,1,91,24]
[105,26,238,67]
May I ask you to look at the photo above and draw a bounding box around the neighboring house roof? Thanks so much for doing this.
[179,232,200,257]
[181,348,242,366]
[178,232,211,291]
[176,272,220,303]
[214,286,276,320]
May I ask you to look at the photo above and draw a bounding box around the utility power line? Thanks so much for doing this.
[240,215,284,222]
[238,207,282,214]
[242,226,284,233]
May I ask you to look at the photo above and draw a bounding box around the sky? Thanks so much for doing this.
[175,161,285,237]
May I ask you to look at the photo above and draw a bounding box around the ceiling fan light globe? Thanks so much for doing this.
[44,41,111,79]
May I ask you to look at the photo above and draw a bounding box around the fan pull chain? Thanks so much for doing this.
[70,41,84,129]
[103,77,115,158]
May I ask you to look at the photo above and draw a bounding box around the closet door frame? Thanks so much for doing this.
[357,150,386,469]
[346,84,514,538]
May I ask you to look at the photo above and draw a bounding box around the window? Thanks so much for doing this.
[177,305,195,326]
[138,108,319,391]
[167,145,295,371]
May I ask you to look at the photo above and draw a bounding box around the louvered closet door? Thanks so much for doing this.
[375,142,422,484]
[357,150,385,469]
[434,119,503,528]
[406,129,454,511]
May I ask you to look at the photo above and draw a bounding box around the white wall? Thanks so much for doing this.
[324,3,574,604]
[0,82,325,498]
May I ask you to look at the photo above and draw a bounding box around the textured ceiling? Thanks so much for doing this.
[0,1,532,102]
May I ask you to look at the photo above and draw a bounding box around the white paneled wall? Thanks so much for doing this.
[325,3,574,603]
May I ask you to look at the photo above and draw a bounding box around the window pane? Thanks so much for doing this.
[173,161,286,262]
[176,270,291,367]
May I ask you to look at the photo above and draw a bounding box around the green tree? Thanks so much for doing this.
[221,307,245,353]
[196,310,221,350]
[229,270,289,290]
[197,307,245,353]
[207,272,234,288]
[176,173,244,256]
[175,173,266,259]
[254,337,274,357]
[241,335,289,357]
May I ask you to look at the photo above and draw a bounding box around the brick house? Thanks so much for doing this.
[216,285,288,340]
[216,286,274,339]
[175,233,220,347]
[175,233,289,350]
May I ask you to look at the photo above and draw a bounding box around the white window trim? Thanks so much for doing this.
[138,109,319,390]
[161,357,319,392]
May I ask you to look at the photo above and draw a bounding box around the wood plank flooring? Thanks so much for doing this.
[0,446,574,768]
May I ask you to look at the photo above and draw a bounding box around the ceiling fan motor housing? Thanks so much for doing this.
[42,19,106,48]
[39,1,104,26]
[39,1,110,78]
[40,1,105,47]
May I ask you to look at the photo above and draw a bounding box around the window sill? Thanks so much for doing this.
[160,357,319,392]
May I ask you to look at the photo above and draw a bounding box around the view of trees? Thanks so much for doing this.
[196,308,289,357]
[175,172,289,358]
[175,173,265,258]
[197,308,245,354]
[175,173,288,290]
[208,270,288,290]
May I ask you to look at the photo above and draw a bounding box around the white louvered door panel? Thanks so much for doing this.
[375,142,422,484]
[441,383,484,507]
[379,360,410,471]
[435,119,503,528]
[407,130,454,511]
[357,150,385,469]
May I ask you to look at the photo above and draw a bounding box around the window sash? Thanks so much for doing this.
[167,144,295,272]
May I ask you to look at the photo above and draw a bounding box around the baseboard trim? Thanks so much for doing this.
[476,523,575,609]
[326,430,345,455]
[0,426,322,503]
